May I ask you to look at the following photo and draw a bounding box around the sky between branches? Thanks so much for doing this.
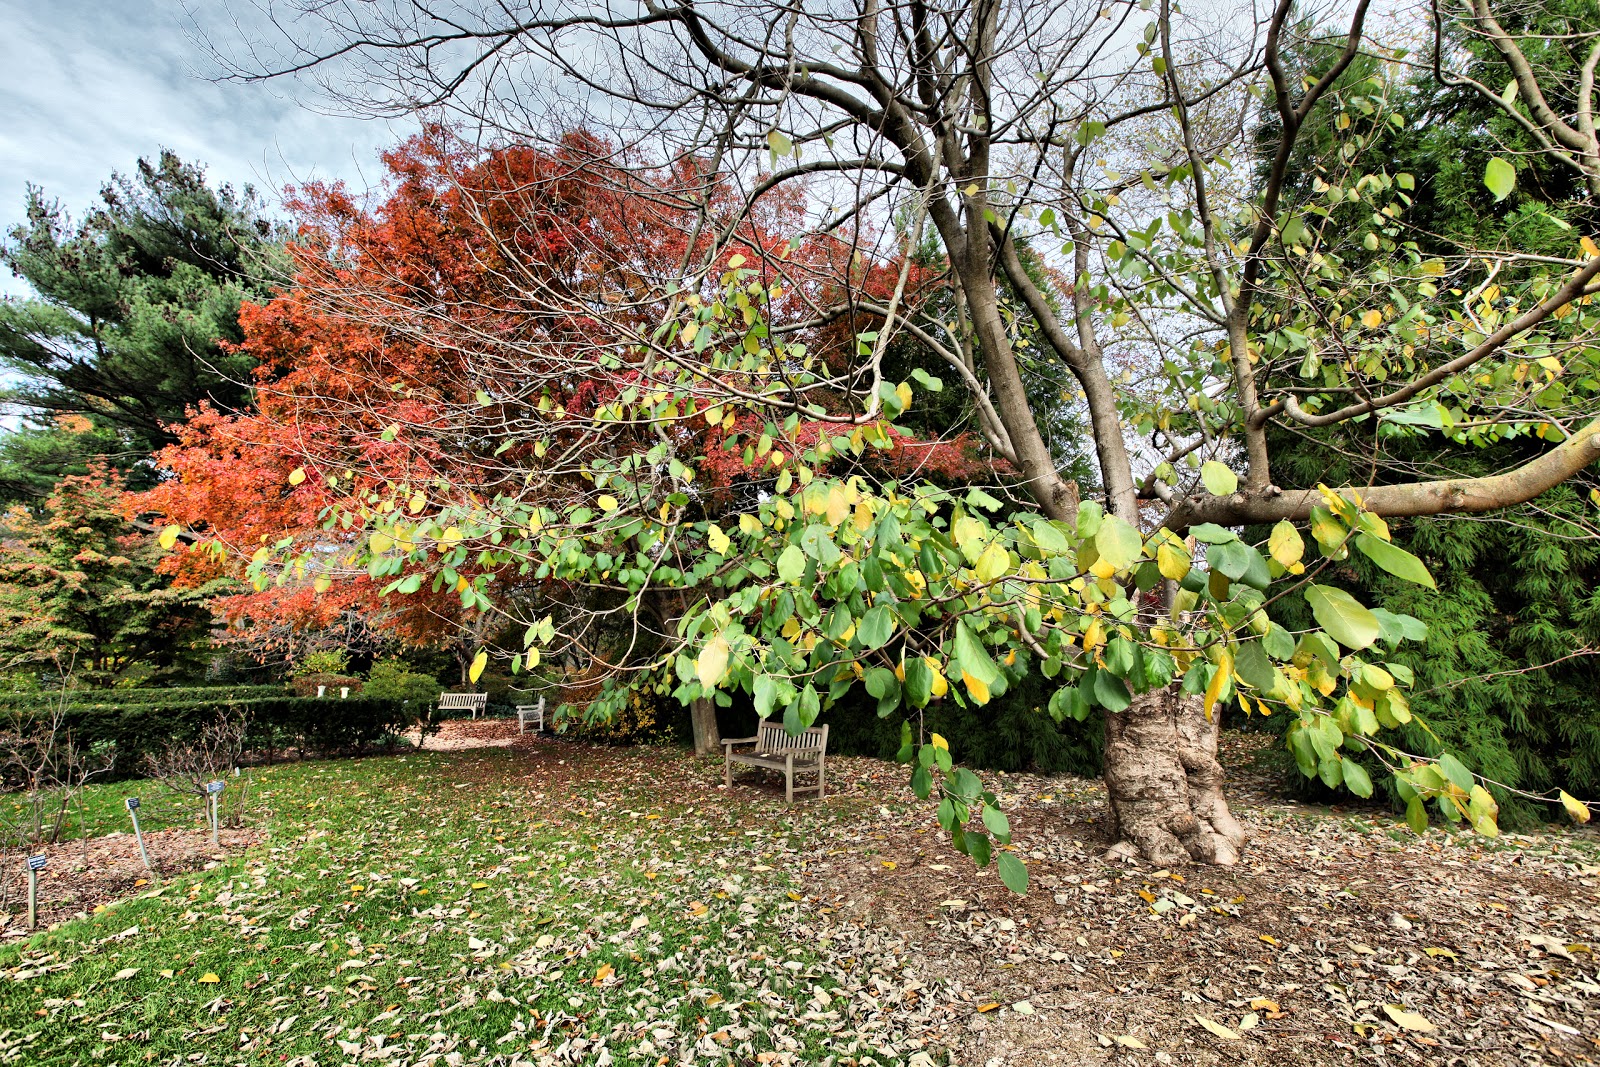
[0,0,389,297]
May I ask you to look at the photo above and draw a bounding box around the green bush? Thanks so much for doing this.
[292,650,351,677]
[1256,456,1600,828]
[0,685,286,710]
[8,695,406,777]
[819,671,1102,775]
[364,660,444,723]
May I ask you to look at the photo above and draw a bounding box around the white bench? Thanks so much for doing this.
[517,697,545,733]
[722,721,829,803]
[438,692,488,719]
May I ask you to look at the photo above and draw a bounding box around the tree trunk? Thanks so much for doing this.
[690,696,721,756]
[1102,687,1247,865]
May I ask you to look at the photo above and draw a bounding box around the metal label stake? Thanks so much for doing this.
[125,796,153,874]
[25,854,46,930]
[205,780,225,847]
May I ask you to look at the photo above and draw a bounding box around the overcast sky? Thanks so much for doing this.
[0,0,399,297]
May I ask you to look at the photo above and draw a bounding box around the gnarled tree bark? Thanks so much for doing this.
[1102,688,1248,865]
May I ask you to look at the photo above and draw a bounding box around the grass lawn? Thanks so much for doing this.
[0,742,945,1067]
[5,731,1598,1067]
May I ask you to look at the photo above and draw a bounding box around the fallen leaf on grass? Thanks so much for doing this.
[593,963,614,984]
[976,1003,1000,1013]
[197,973,220,984]
[1383,1005,1437,1032]
[1113,1034,1147,1049]
[1012,1001,1035,1015]
[1248,997,1279,1012]
[1195,1014,1241,1040]
[113,968,139,980]
[1424,946,1458,960]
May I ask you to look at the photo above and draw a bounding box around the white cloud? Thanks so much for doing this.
[0,0,400,296]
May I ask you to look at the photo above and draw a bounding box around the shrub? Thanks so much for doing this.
[563,685,661,744]
[364,660,443,708]
[364,660,444,737]
[293,650,351,677]
[648,671,1104,775]
[0,685,287,711]
[9,695,406,777]
[1254,472,1600,828]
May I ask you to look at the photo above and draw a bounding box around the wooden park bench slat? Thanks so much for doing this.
[722,721,829,804]
[438,692,488,720]
[516,697,545,733]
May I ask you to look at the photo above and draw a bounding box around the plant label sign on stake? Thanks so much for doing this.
[25,854,46,930]
[206,780,225,847]
[125,796,154,875]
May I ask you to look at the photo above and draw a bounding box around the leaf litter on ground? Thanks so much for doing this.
[0,722,1594,1066]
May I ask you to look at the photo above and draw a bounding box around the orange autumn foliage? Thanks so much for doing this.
[139,128,996,658]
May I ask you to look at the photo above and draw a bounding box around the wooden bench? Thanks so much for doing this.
[438,692,488,720]
[516,697,545,733]
[722,721,829,803]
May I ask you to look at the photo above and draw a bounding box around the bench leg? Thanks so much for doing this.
[818,758,826,799]
[724,752,732,789]
[785,753,794,804]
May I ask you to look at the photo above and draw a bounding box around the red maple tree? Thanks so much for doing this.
[140,128,996,677]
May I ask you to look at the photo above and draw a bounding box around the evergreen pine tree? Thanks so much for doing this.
[0,151,284,500]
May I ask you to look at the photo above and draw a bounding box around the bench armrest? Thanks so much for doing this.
[721,736,760,748]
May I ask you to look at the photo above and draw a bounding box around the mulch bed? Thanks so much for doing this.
[0,825,260,940]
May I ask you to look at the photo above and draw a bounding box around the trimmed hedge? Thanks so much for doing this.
[0,685,287,711]
[15,696,407,776]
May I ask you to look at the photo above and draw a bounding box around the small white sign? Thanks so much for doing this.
[206,780,226,795]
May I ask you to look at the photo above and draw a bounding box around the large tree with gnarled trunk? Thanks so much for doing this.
[203,0,1600,873]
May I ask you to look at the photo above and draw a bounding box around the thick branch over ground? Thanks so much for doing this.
[1166,416,1600,528]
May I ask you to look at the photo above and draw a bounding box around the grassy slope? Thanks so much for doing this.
[0,747,918,1066]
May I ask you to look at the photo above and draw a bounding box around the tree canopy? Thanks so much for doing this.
[0,151,283,499]
[0,465,222,687]
[162,0,1600,873]
[141,132,1010,695]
